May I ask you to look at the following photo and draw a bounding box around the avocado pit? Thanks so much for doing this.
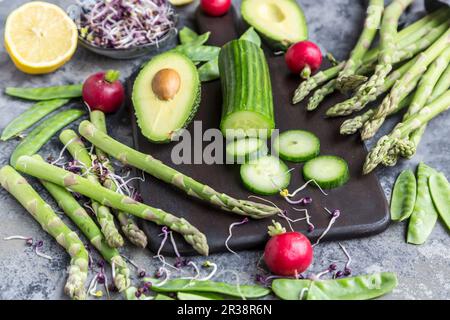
[152,68,181,101]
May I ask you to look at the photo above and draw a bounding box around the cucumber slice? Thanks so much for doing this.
[226,138,268,163]
[273,130,320,162]
[240,155,291,195]
[302,156,350,189]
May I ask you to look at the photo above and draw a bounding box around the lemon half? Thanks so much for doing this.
[5,1,78,74]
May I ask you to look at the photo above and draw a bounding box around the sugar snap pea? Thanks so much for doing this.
[407,163,439,245]
[429,173,450,230]
[198,57,219,82]
[177,292,224,300]
[145,278,270,299]
[154,294,175,300]
[272,272,398,300]
[5,84,83,101]
[1,99,70,141]
[10,109,85,167]
[173,45,221,62]
[179,27,200,44]
[240,27,262,47]
[390,170,417,221]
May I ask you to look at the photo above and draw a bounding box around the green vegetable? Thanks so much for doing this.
[241,0,307,51]
[154,294,175,300]
[90,111,148,248]
[363,90,450,174]
[79,120,281,219]
[173,45,220,62]
[40,174,130,292]
[132,51,201,143]
[179,27,200,44]
[240,155,291,195]
[14,155,209,256]
[429,173,450,231]
[10,109,85,167]
[146,278,270,299]
[0,166,88,300]
[272,272,398,300]
[302,155,350,189]
[407,163,439,245]
[225,137,268,163]
[198,57,219,82]
[361,28,450,140]
[219,40,275,138]
[349,0,414,121]
[239,27,261,47]
[177,292,225,300]
[273,130,320,163]
[1,99,70,141]
[390,170,417,221]
[336,0,384,91]
[60,129,124,249]
[5,84,83,101]
[307,80,336,111]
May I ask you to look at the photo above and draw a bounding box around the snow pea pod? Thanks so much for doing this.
[272,272,398,300]
[390,170,417,221]
[10,109,85,167]
[5,84,83,101]
[429,173,450,230]
[177,292,224,300]
[173,45,221,62]
[154,294,175,300]
[1,99,70,141]
[198,57,219,82]
[407,163,439,245]
[307,273,398,300]
[271,279,311,300]
[179,27,200,44]
[146,278,270,299]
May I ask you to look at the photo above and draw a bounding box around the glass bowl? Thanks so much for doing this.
[67,3,178,60]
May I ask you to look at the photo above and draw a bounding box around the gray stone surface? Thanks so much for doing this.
[0,0,448,300]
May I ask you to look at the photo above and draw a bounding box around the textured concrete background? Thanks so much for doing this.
[0,0,449,300]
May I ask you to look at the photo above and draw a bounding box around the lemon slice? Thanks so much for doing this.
[169,0,194,6]
[4,1,78,74]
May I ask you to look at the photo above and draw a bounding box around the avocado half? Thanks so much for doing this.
[132,51,201,143]
[241,0,308,51]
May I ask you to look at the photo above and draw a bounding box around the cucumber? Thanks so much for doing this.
[302,156,350,189]
[219,40,275,138]
[226,138,268,163]
[273,130,320,162]
[240,155,291,195]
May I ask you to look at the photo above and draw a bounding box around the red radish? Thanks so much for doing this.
[264,221,313,276]
[285,41,323,78]
[200,0,231,17]
[82,70,125,114]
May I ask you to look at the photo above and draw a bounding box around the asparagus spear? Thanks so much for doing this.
[78,121,280,219]
[292,9,449,104]
[59,130,124,248]
[383,62,450,165]
[307,80,336,111]
[89,111,148,248]
[363,90,450,174]
[327,57,417,117]
[15,155,209,256]
[348,0,414,112]
[361,28,450,140]
[0,166,88,300]
[40,177,131,292]
[335,0,384,91]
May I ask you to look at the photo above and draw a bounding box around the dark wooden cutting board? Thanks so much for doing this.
[128,8,389,256]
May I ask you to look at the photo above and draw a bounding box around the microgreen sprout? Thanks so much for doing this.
[225,218,249,257]
[3,235,33,245]
[292,207,315,233]
[313,207,341,247]
[288,180,329,198]
[339,242,352,276]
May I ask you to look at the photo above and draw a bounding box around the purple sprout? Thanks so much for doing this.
[138,269,147,278]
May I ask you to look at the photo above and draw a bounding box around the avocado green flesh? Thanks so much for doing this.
[132,51,200,143]
[241,0,308,50]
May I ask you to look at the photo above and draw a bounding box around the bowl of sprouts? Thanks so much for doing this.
[68,0,178,60]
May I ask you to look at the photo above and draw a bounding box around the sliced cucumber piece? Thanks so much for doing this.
[240,155,291,195]
[273,130,320,162]
[226,138,268,163]
[302,156,350,189]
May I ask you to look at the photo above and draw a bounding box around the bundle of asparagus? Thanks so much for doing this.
[292,1,450,173]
